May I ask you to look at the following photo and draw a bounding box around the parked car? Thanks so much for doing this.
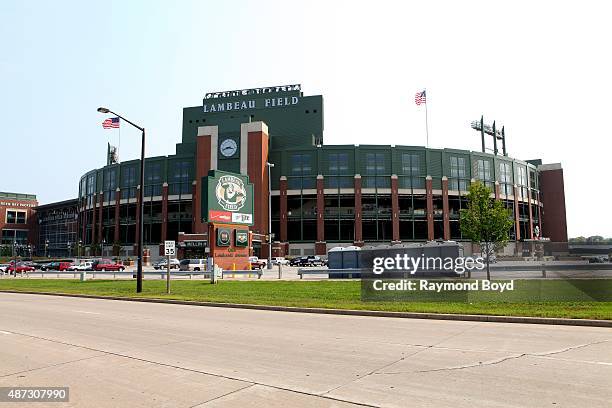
[291,256,325,267]
[0,264,9,274]
[179,259,207,271]
[249,256,267,269]
[40,261,58,271]
[270,257,289,265]
[153,258,180,270]
[7,262,35,275]
[92,259,125,271]
[69,262,93,271]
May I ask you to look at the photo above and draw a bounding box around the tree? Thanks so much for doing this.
[460,181,514,280]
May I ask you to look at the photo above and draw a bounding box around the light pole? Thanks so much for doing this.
[266,162,274,269]
[98,107,145,293]
[45,239,49,258]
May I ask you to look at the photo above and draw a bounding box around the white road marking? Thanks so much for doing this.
[73,310,101,315]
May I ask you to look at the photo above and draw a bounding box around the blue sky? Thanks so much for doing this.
[1,1,610,237]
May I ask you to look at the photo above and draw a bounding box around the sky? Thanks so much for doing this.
[0,0,610,238]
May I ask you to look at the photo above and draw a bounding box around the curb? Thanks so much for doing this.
[1,290,611,328]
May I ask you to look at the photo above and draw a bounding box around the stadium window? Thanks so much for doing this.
[6,210,27,224]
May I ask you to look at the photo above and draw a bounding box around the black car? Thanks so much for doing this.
[40,261,60,271]
[290,256,326,267]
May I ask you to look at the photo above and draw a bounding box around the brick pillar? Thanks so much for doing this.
[134,185,141,254]
[191,180,198,233]
[91,193,97,244]
[194,126,216,234]
[494,181,501,201]
[442,177,450,240]
[97,191,104,245]
[527,188,534,239]
[354,175,363,246]
[513,184,520,241]
[315,175,326,255]
[160,182,168,256]
[114,188,120,245]
[391,175,400,243]
[243,122,269,237]
[280,176,288,242]
[81,201,87,244]
[426,176,434,241]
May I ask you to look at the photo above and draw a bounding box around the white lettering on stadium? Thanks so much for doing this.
[203,97,299,113]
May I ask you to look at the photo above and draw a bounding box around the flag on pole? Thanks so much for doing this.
[102,117,120,129]
[414,90,426,105]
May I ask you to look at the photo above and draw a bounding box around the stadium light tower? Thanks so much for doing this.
[97,107,145,293]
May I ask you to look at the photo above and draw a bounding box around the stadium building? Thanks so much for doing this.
[75,85,568,259]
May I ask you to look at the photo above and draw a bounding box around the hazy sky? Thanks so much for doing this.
[1,1,610,237]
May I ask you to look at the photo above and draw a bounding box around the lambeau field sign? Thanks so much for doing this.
[201,170,254,226]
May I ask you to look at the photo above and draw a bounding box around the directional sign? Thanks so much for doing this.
[164,241,176,256]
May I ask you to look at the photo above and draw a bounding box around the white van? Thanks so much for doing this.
[179,259,207,271]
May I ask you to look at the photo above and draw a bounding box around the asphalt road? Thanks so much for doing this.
[0,293,610,407]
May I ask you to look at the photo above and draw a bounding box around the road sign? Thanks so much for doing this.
[164,241,176,256]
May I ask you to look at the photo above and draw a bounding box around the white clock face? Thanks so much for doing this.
[220,138,238,157]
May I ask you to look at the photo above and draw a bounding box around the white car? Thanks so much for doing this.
[0,264,9,274]
[271,257,289,265]
[179,259,207,271]
[70,262,93,271]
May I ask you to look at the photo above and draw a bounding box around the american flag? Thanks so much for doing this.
[102,117,120,129]
[414,90,426,105]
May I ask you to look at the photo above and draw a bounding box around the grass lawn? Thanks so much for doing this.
[0,279,611,320]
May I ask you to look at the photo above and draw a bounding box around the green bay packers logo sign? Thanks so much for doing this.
[215,175,247,212]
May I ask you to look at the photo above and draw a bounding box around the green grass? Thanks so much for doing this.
[0,279,611,320]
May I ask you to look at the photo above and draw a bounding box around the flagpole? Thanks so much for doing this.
[424,89,429,148]
[118,118,121,163]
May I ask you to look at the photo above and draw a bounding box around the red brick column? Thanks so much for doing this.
[91,193,97,245]
[442,177,450,240]
[160,182,168,255]
[354,175,363,246]
[113,188,120,244]
[134,185,141,254]
[191,180,198,233]
[513,185,520,241]
[245,122,269,237]
[97,192,104,245]
[527,188,534,239]
[391,175,400,243]
[315,175,326,255]
[81,201,87,244]
[426,176,434,241]
[280,177,288,242]
[194,127,215,234]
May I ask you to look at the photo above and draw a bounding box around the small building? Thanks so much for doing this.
[35,198,79,257]
[0,191,38,256]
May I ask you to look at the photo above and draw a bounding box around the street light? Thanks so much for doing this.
[97,107,145,293]
[45,239,49,258]
[266,162,274,269]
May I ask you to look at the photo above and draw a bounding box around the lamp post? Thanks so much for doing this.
[45,239,49,258]
[266,162,274,269]
[97,107,145,293]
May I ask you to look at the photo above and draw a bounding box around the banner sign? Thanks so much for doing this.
[202,170,254,226]
[217,228,231,247]
[235,230,249,247]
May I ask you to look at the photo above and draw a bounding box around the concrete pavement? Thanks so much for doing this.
[0,293,610,407]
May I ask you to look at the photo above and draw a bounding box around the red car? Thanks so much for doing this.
[8,262,35,274]
[92,259,125,271]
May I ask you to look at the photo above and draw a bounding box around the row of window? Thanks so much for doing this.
[288,152,535,188]
[80,161,194,200]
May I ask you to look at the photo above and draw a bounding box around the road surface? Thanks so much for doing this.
[0,293,610,407]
